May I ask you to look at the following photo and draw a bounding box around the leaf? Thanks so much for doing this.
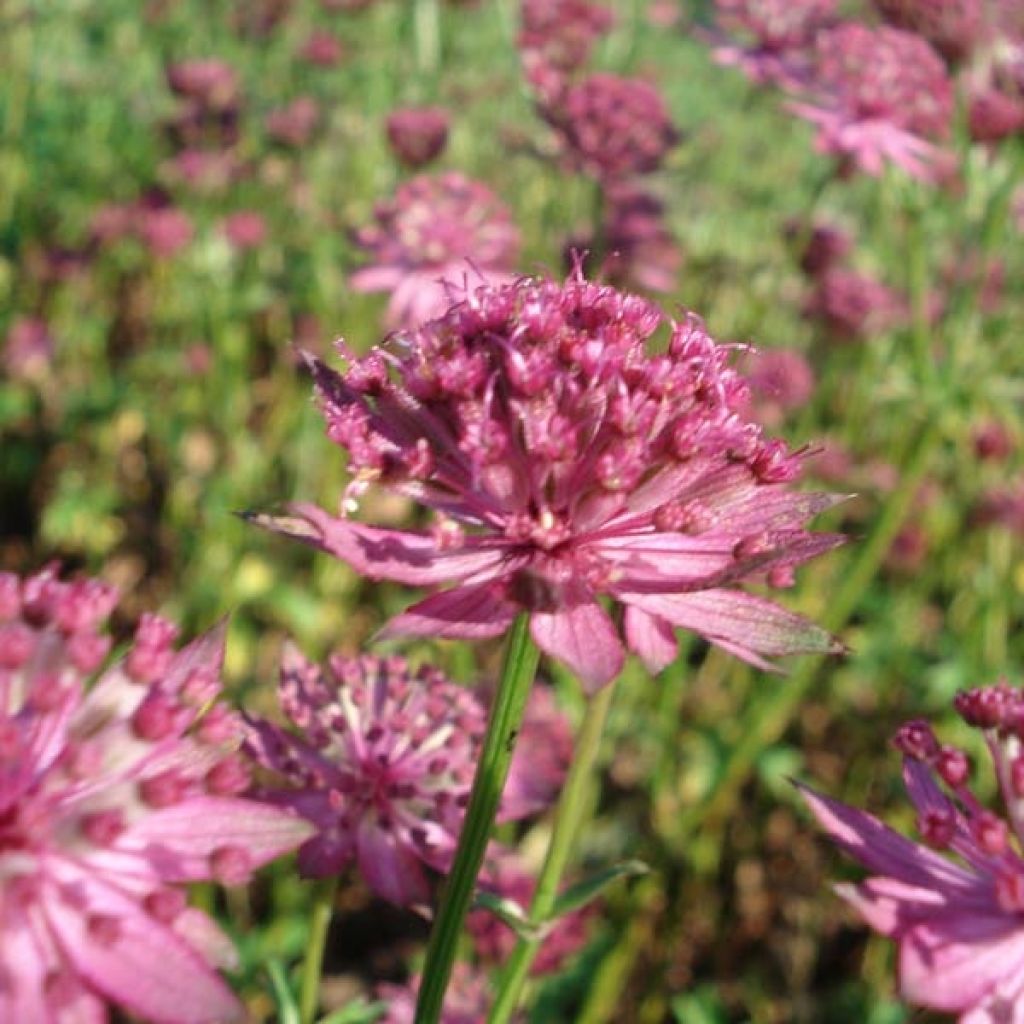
[549,860,650,920]
[317,1000,388,1024]
[471,890,545,941]
[265,958,300,1024]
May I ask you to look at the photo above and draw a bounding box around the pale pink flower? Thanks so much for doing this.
[0,566,313,1023]
[244,648,559,906]
[802,684,1024,1022]
[790,24,954,181]
[255,268,844,691]
[385,106,450,169]
[222,210,267,250]
[138,204,194,259]
[350,172,521,330]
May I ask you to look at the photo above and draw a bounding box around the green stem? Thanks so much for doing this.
[677,418,942,839]
[414,614,540,1024]
[299,877,338,1024]
[489,679,618,1023]
[413,0,441,75]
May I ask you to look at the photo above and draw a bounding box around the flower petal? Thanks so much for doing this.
[378,583,518,641]
[530,594,623,693]
[356,820,431,906]
[623,605,678,673]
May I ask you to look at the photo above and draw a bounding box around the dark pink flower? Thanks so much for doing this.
[972,420,1014,463]
[244,648,554,905]
[802,684,1024,1021]
[552,73,677,182]
[350,171,521,330]
[787,219,852,278]
[804,266,907,340]
[873,0,984,62]
[385,106,450,169]
[519,0,615,73]
[0,566,312,1023]
[712,0,837,87]
[468,851,594,975]
[968,87,1024,145]
[266,96,320,147]
[790,24,954,181]
[599,184,683,294]
[299,30,345,67]
[377,963,501,1023]
[222,210,267,250]
[256,268,843,691]
[3,317,54,381]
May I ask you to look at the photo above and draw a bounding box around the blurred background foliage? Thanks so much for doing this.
[2,0,1022,1020]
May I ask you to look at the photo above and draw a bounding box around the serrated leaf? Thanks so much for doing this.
[549,860,649,920]
[472,890,545,941]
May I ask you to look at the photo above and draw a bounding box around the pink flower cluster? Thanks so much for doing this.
[0,567,312,1023]
[804,681,1024,1021]
[350,171,521,330]
[259,268,843,692]
[245,649,568,906]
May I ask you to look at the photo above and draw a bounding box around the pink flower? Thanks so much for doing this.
[376,963,502,1023]
[802,684,1024,1021]
[873,0,984,62]
[599,183,683,294]
[468,850,594,975]
[385,106,450,169]
[165,59,239,109]
[3,317,54,381]
[790,24,954,181]
[518,0,615,73]
[255,268,844,691]
[743,348,815,426]
[266,96,320,147]
[138,205,194,259]
[299,30,345,67]
[350,171,521,330]
[551,73,677,182]
[0,566,313,1023]
[712,0,837,87]
[786,219,852,278]
[221,210,267,250]
[804,266,907,340]
[244,648,557,906]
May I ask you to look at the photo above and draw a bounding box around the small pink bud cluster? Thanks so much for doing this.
[0,566,312,1023]
[350,171,521,329]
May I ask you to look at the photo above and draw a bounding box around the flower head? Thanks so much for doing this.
[519,0,615,74]
[350,171,521,330]
[385,106,450,169]
[4,316,54,382]
[873,0,984,62]
[790,24,954,181]
[802,681,1024,1021]
[551,73,677,182]
[244,648,558,905]
[256,268,843,691]
[266,96,320,147]
[599,183,683,294]
[0,566,312,1024]
[804,266,907,340]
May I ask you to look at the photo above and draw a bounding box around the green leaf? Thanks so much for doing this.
[317,1000,388,1024]
[472,890,544,941]
[265,958,300,1024]
[549,860,649,920]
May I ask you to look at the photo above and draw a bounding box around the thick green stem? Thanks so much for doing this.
[676,419,942,840]
[299,877,338,1024]
[488,679,618,1023]
[414,614,540,1024]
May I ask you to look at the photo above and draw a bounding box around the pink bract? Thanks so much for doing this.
[244,648,560,906]
[790,24,954,181]
[802,682,1024,1021]
[350,171,521,330]
[0,566,313,1024]
[255,268,844,691]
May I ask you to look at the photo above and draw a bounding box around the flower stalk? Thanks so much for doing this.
[299,877,339,1024]
[414,614,540,1024]
[489,678,618,1022]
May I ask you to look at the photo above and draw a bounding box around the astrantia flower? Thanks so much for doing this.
[350,171,521,330]
[712,0,837,87]
[255,268,844,691]
[551,73,677,182]
[873,0,984,62]
[790,24,954,181]
[804,266,907,340]
[744,348,815,426]
[519,0,615,74]
[385,106,450,169]
[244,648,557,906]
[599,183,683,294]
[802,682,1024,1022]
[0,566,313,1024]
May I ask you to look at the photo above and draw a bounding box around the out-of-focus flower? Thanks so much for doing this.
[972,484,1024,535]
[385,106,450,169]
[790,24,954,181]
[266,96,321,147]
[377,964,502,1023]
[222,210,268,251]
[137,204,194,259]
[968,85,1024,144]
[873,0,984,62]
[712,0,837,87]
[350,171,521,330]
[743,347,815,426]
[256,268,843,691]
[468,851,594,974]
[519,0,615,74]
[300,30,346,67]
[0,566,312,1023]
[161,148,243,193]
[166,59,239,108]
[3,317,54,381]
[599,184,683,293]
[972,420,1014,462]
[786,219,852,278]
[804,266,907,340]
[802,683,1024,1022]
[244,648,555,905]
[551,73,677,182]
